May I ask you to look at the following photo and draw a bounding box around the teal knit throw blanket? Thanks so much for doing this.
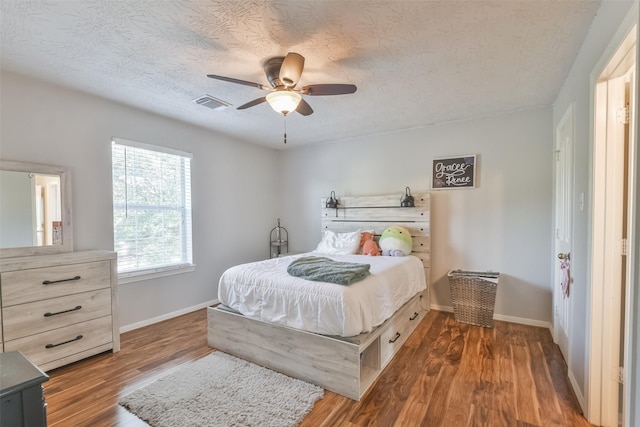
[287,256,371,286]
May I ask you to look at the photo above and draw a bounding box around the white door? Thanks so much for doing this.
[554,104,573,360]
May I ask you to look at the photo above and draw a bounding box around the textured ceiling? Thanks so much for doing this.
[1,0,601,149]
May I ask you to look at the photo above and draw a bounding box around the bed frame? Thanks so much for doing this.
[207,193,431,400]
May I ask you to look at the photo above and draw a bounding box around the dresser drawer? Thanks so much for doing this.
[4,316,113,368]
[2,289,112,341]
[1,261,111,306]
[380,296,425,366]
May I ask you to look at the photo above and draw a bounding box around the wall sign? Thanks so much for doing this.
[432,155,476,189]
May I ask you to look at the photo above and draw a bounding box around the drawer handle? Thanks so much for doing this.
[46,335,83,349]
[389,332,401,344]
[409,312,419,321]
[42,275,81,285]
[44,305,82,317]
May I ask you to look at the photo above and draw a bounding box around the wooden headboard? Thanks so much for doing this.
[321,193,431,288]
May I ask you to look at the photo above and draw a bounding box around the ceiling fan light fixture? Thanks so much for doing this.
[266,91,302,115]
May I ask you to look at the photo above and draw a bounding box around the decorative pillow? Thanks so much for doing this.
[355,229,375,254]
[379,226,412,256]
[360,232,381,256]
[314,230,362,255]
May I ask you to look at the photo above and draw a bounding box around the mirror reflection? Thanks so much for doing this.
[0,171,62,248]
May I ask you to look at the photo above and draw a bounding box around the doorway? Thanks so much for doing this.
[589,25,636,427]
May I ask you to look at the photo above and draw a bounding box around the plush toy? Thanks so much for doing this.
[379,226,412,256]
[359,231,381,256]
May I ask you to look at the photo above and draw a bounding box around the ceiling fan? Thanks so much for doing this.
[207,52,357,117]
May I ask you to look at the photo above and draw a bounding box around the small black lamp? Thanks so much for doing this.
[325,191,339,208]
[400,187,415,207]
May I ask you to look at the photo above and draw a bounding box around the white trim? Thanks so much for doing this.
[430,303,454,313]
[569,369,586,414]
[586,80,607,425]
[623,35,638,427]
[120,299,219,333]
[112,136,193,159]
[429,303,553,333]
[118,264,196,285]
[494,313,553,332]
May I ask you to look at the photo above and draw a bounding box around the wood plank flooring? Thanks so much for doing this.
[43,309,593,427]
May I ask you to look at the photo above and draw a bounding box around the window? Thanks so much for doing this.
[111,138,193,281]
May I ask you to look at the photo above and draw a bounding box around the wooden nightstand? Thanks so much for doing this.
[0,351,49,427]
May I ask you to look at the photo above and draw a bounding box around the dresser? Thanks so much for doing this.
[0,251,119,371]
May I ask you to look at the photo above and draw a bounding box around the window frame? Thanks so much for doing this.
[111,137,195,284]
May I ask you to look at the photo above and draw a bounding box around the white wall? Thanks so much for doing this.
[0,71,280,328]
[552,0,636,404]
[278,107,553,324]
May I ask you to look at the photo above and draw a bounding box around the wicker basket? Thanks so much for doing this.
[447,270,500,328]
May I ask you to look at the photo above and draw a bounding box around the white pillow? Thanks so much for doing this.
[314,230,362,255]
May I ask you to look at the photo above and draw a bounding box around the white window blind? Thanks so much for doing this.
[111,138,193,277]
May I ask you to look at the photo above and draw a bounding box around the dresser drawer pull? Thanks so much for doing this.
[388,332,401,343]
[42,275,81,285]
[45,335,83,349]
[44,305,82,317]
[409,312,419,321]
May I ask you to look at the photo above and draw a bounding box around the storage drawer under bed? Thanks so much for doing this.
[379,293,425,366]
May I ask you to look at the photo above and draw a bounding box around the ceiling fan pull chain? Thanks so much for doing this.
[284,116,287,144]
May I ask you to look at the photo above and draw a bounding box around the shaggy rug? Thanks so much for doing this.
[119,352,324,427]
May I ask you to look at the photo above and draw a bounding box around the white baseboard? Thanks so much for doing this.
[120,299,219,333]
[122,300,552,335]
[430,303,553,333]
[568,369,586,414]
[429,304,454,313]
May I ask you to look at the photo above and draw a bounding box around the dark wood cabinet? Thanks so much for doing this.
[0,352,49,427]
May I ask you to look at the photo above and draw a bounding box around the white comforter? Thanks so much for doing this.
[217,252,426,337]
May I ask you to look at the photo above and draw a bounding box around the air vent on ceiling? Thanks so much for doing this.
[193,95,230,111]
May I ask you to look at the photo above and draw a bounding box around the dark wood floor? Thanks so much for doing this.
[43,309,593,427]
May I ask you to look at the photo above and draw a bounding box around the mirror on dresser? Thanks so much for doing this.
[0,160,73,258]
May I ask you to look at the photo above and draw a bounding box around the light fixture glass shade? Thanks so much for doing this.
[266,91,302,115]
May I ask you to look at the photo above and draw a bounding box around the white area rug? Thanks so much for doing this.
[119,352,324,427]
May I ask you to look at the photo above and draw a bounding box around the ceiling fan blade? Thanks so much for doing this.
[237,97,267,110]
[263,57,284,88]
[280,53,305,88]
[301,84,357,96]
[207,74,266,90]
[295,98,313,116]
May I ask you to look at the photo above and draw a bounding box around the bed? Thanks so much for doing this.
[218,253,426,337]
[208,193,431,400]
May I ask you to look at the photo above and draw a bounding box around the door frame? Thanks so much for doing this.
[587,12,637,425]
[629,26,640,427]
